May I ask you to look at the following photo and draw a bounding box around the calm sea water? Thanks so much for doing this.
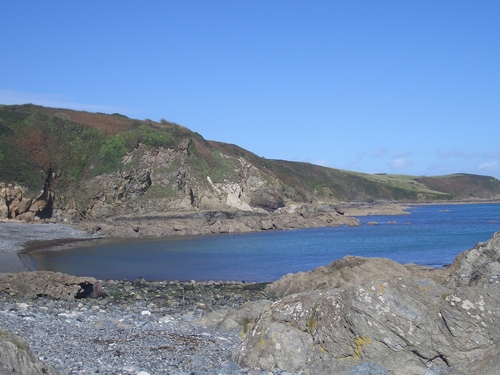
[28,203,500,282]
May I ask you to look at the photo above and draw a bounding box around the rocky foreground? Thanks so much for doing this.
[0,229,499,374]
[0,275,276,375]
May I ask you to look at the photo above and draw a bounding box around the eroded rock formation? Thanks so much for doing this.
[59,143,289,222]
[233,231,500,375]
[0,183,54,221]
[0,271,103,300]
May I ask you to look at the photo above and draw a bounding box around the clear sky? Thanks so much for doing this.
[2,1,499,179]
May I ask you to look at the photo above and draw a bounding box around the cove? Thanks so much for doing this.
[27,203,500,282]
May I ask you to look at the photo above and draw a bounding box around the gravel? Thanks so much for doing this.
[0,280,287,375]
[0,221,297,374]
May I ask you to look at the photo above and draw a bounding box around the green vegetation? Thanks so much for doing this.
[0,105,192,193]
[98,134,128,173]
[136,124,173,148]
[1,104,499,205]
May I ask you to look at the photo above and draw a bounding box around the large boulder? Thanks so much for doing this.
[264,256,411,298]
[444,230,500,288]
[0,271,103,300]
[235,277,500,374]
[234,230,500,375]
[0,329,60,375]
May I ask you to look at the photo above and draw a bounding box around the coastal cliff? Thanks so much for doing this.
[1,104,500,236]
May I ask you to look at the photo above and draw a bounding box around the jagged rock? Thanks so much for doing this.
[0,329,60,375]
[264,256,411,298]
[193,299,273,330]
[0,183,53,221]
[0,191,8,219]
[235,277,500,374]
[444,231,500,287]
[234,231,500,375]
[59,143,293,221]
[0,271,103,300]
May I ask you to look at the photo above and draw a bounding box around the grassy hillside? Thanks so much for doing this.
[211,142,500,202]
[0,104,190,194]
[1,104,499,209]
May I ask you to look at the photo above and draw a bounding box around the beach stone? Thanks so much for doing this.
[218,361,245,374]
[347,361,389,375]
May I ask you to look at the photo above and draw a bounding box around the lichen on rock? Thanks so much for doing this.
[234,230,500,375]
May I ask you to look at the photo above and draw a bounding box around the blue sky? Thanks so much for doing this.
[2,1,499,179]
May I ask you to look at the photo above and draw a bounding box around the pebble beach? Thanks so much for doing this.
[0,222,288,374]
[0,279,281,375]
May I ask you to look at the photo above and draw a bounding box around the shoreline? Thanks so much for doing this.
[2,200,499,276]
[0,221,96,273]
[0,202,405,275]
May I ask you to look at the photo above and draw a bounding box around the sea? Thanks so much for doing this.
[27,203,500,283]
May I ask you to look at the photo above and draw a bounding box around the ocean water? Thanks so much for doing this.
[28,203,500,282]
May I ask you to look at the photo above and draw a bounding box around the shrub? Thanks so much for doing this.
[98,134,127,172]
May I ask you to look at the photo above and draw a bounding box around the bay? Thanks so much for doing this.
[28,203,500,282]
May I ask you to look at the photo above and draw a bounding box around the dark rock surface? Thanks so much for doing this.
[73,208,359,238]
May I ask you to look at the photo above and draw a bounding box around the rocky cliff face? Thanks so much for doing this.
[233,231,500,375]
[55,141,287,222]
[2,105,500,234]
[0,183,54,221]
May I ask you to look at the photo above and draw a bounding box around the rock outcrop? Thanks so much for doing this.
[59,144,289,222]
[0,329,59,375]
[444,231,500,287]
[233,230,500,375]
[0,183,54,221]
[73,208,359,238]
[0,271,103,300]
[264,256,412,298]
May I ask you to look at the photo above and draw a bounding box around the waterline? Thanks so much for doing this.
[28,203,500,282]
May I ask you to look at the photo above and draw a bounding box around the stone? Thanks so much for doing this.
[264,255,411,298]
[444,231,500,287]
[347,361,389,375]
[217,361,245,374]
[193,299,272,331]
[0,271,102,300]
[0,329,60,375]
[0,183,54,220]
[234,231,500,375]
